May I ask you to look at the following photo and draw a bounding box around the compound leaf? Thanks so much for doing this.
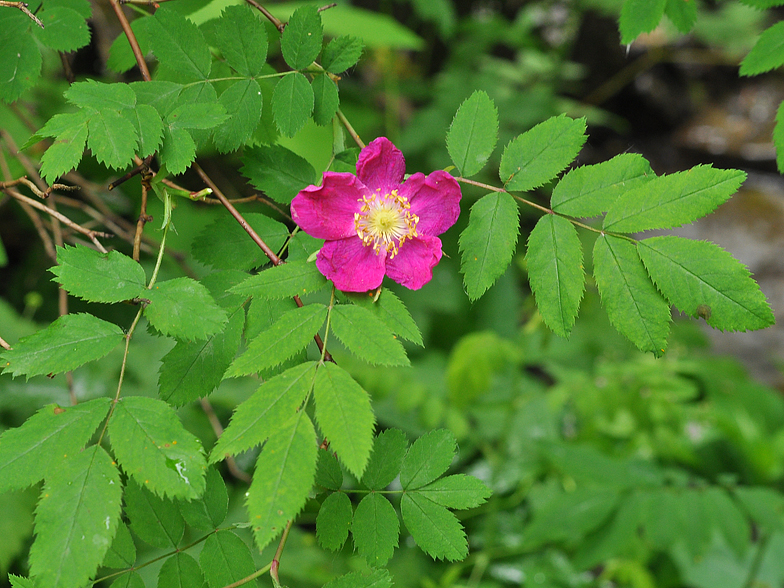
[204,4,267,76]
[65,79,135,111]
[362,429,408,490]
[108,396,206,499]
[149,6,211,81]
[39,112,89,183]
[459,191,520,301]
[401,493,466,561]
[157,552,204,588]
[316,492,353,551]
[0,313,123,379]
[240,144,318,204]
[740,20,784,76]
[87,108,138,169]
[281,5,323,70]
[526,214,584,337]
[124,480,184,548]
[344,289,423,346]
[400,429,456,490]
[322,35,364,73]
[316,448,343,491]
[192,212,289,270]
[145,277,228,341]
[665,0,697,33]
[638,236,774,331]
[199,530,255,588]
[353,493,399,567]
[330,305,410,367]
[619,0,667,44]
[122,104,164,158]
[324,570,392,588]
[158,127,195,176]
[107,16,154,74]
[230,260,328,300]
[51,244,146,303]
[178,467,229,531]
[312,74,340,126]
[447,90,498,178]
[272,72,314,138]
[415,474,491,510]
[167,101,227,131]
[34,6,90,52]
[110,573,145,588]
[213,79,263,153]
[0,34,41,103]
[101,523,136,569]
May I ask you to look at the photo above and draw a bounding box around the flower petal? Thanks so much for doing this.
[291,172,366,239]
[356,137,406,194]
[385,235,443,290]
[401,171,462,237]
[317,237,387,292]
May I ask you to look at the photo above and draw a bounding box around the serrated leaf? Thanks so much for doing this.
[65,80,135,111]
[213,79,263,152]
[526,214,584,337]
[107,16,154,74]
[619,0,667,44]
[499,115,587,192]
[401,493,466,561]
[124,479,184,548]
[551,153,655,217]
[122,104,164,158]
[8,576,34,588]
[192,212,289,270]
[324,570,392,588]
[210,362,317,462]
[446,90,498,178]
[322,35,364,73]
[145,277,228,341]
[362,429,408,490]
[178,467,228,531]
[526,487,619,545]
[226,304,326,377]
[240,144,318,204]
[316,492,353,551]
[312,74,340,126]
[110,572,145,588]
[0,398,111,493]
[345,289,423,346]
[51,245,146,303]
[30,446,121,588]
[777,101,784,174]
[665,0,697,33]
[87,108,138,169]
[158,307,243,406]
[593,234,670,355]
[246,412,317,551]
[314,362,375,478]
[230,260,328,299]
[131,80,183,118]
[353,493,399,567]
[400,429,456,490]
[102,522,136,569]
[167,101,227,130]
[637,236,774,331]
[330,305,410,366]
[0,35,41,103]
[149,6,211,81]
[603,166,746,233]
[40,114,89,183]
[158,552,204,588]
[0,313,123,379]
[737,0,784,6]
[34,6,90,52]
[740,21,784,76]
[158,126,196,176]
[272,72,314,138]
[316,448,343,491]
[200,530,256,588]
[108,396,206,499]
[415,474,491,510]
[204,4,267,76]
[281,5,323,70]
[201,269,249,311]
[459,191,520,301]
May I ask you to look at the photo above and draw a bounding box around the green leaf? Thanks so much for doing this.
[240,144,318,204]
[362,428,408,490]
[603,166,746,233]
[246,413,317,551]
[204,4,267,76]
[110,572,145,588]
[330,304,410,367]
[199,530,256,588]
[122,104,164,158]
[637,236,774,331]
[593,234,670,355]
[525,487,619,545]
[8,576,34,588]
[776,101,784,174]
[107,16,154,74]
[0,313,124,379]
[0,398,111,493]
[740,21,784,76]
[178,467,228,532]
[158,126,196,175]
[87,108,139,169]
[281,5,323,70]
[30,446,121,588]
[324,570,392,588]
[619,0,667,44]
[499,115,587,192]
[316,492,353,551]
[322,35,364,74]
[201,269,249,311]
[101,523,136,569]
[167,101,227,131]
[344,289,423,346]
[401,493,466,561]
[0,35,41,103]
[353,493,399,567]
[124,479,184,548]
[459,191,520,301]
[446,90,499,178]
[108,396,206,499]
[665,0,697,33]
[213,79,263,152]
[415,474,491,510]
[245,298,298,341]
[734,487,784,534]
[210,362,317,462]
[158,307,243,406]
[316,448,343,491]
[158,552,204,588]
[400,429,456,490]
[230,260,328,299]
[272,72,314,138]
[34,6,90,52]
[226,304,326,377]
[526,214,584,337]
[65,80,135,111]
[51,244,146,303]
[40,113,89,183]
[149,6,211,81]
[550,153,655,217]
[312,74,340,126]
[314,362,375,478]
[145,277,228,341]
[131,80,183,118]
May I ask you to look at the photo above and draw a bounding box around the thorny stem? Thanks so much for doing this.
[109,0,151,81]
[0,0,43,27]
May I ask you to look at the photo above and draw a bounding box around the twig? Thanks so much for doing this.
[108,156,153,190]
[60,52,75,84]
[108,0,151,81]
[0,1,43,27]
[0,176,80,200]
[318,3,337,11]
[244,0,285,32]
[337,109,365,149]
[270,520,294,588]
[0,334,12,351]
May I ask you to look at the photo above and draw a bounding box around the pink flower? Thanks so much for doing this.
[290,137,462,292]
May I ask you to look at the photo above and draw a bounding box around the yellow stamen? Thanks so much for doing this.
[354,189,419,258]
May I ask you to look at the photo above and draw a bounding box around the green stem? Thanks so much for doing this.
[147,219,169,289]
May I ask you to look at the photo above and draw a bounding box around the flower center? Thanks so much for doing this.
[354,189,419,258]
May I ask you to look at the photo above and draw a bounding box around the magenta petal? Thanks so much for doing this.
[291,172,365,239]
[316,238,387,292]
[400,170,462,237]
[356,137,406,194]
[385,235,443,290]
